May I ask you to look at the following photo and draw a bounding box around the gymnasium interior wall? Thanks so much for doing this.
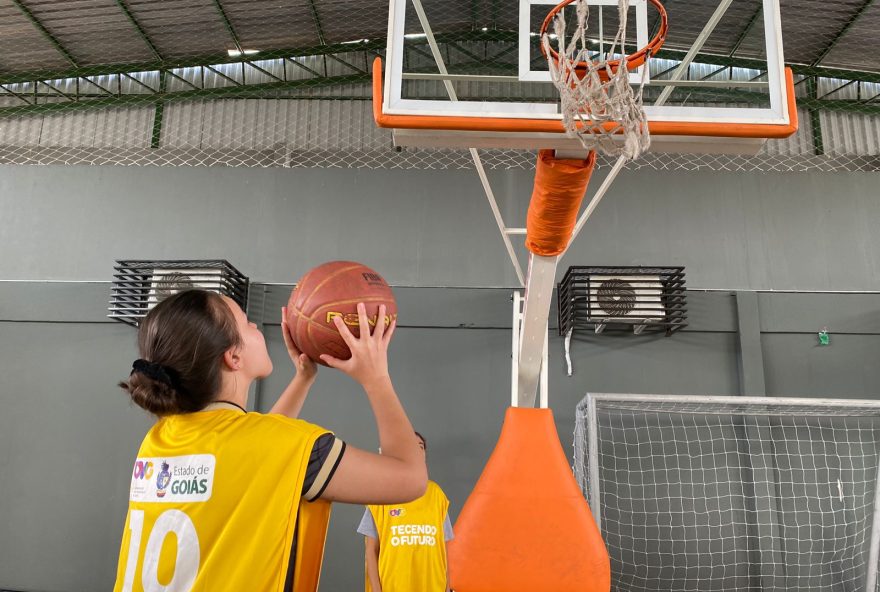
[1,164,878,590]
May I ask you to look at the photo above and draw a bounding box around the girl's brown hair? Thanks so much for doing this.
[119,290,241,416]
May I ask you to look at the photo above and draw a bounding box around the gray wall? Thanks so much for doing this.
[2,164,880,290]
[2,280,879,591]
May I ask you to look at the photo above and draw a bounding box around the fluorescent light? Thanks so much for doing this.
[481,27,488,31]
[341,38,370,44]
[227,49,259,57]
[404,33,427,39]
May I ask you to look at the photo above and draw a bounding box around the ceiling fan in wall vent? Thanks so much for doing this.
[557,266,687,337]
[108,260,249,327]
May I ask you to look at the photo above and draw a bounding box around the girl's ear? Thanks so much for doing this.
[223,347,241,371]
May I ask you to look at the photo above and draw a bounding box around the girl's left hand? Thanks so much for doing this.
[282,306,317,383]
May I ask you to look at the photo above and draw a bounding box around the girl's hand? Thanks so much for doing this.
[282,306,317,384]
[320,303,395,387]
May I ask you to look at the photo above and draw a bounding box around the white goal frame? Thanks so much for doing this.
[575,393,880,592]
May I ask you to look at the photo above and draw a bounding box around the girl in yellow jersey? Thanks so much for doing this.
[359,433,454,592]
[114,290,427,592]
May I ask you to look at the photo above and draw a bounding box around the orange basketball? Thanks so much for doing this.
[287,261,397,366]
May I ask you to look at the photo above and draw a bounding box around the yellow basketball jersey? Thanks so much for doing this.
[114,407,332,592]
[366,480,450,592]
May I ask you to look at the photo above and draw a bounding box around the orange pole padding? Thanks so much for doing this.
[448,407,611,592]
[525,149,597,257]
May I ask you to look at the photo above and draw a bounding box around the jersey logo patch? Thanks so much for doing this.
[389,508,406,517]
[156,461,172,497]
[130,454,216,503]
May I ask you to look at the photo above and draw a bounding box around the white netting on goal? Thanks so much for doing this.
[574,395,880,592]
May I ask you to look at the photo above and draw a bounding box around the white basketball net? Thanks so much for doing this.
[542,0,650,159]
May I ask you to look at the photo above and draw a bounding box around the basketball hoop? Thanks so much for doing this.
[540,0,668,158]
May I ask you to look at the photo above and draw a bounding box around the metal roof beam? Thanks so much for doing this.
[10,0,78,67]
[151,71,166,148]
[164,70,201,91]
[407,44,437,64]
[699,65,728,81]
[447,42,484,64]
[286,57,323,78]
[307,0,327,45]
[818,78,857,100]
[114,0,163,61]
[811,0,875,66]
[4,60,880,117]
[204,64,242,86]
[79,76,116,96]
[728,5,763,58]
[490,43,518,62]
[244,61,283,82]
[120,72,158,93]
[654,63,681,79]
[0,73,371,118]
[804,76,824,155]
[0,83,33,105]
[5,30,880,89]
[212,0,244,54]
[39,80,75,101]
[327,54,366,74]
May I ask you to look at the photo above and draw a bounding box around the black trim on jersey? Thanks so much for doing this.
[283,519,299,592]
[302,433,337,496]
[282,438,346,590]
[310,441,346,501]
[214,400,247,413]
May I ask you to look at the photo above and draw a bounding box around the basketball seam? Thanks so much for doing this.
[291,304,355,358]
[290,267,314,353]
[306,315,327,361]
[299,263,366,314]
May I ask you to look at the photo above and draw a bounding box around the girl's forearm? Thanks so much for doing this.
[269,375,315,418]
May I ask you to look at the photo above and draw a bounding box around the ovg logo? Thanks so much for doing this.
[389,508,406,517]
[155,461,172,498]
[133,460,154,480]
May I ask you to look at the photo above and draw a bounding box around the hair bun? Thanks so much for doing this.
[131,359,178,389]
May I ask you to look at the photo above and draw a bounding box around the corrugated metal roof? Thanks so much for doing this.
[0,2,70,72]
[24,0,156,64]
[1,0,879,76]
[124,0,233,58]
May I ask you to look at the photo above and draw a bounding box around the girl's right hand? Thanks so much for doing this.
[281,306,317,384]
[320,303,396,387]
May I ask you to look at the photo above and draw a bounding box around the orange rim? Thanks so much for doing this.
[373,57,799,140]
[539,0,669,81]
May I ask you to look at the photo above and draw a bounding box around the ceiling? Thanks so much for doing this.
[0,0,877,81]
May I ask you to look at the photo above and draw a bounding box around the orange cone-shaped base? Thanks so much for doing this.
[448,407,610,592]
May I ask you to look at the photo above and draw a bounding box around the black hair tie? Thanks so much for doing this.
[131,359,180,391]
